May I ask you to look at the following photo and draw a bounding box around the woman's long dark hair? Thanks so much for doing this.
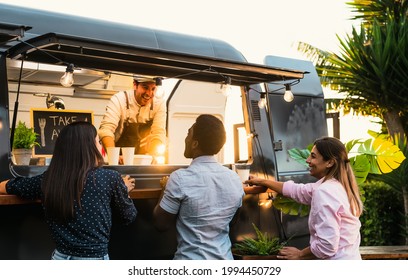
[42,121,104,222]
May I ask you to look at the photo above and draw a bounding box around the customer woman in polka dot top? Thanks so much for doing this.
[0,121,137,260]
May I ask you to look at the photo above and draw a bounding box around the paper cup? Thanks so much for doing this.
[235,164,251,183]
[106,147,120,165]
[121,147,135,165]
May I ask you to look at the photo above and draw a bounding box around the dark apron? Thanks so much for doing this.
[115,91,153,154]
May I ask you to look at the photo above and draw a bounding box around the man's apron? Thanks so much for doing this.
[115,91,153,154]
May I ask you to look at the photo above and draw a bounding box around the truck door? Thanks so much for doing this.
[262,55,328,248]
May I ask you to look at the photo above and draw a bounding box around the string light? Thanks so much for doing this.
[60,63,75,87]
[283,84,294,102]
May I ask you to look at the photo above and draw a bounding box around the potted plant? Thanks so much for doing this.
[233,223,287,260]
[12,121,39,165]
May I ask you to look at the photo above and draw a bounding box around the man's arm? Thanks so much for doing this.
[101,136,115,149]
[148,100,167,154]
[152,204,177,231]
[98,92,124,148]
[152,176,177,231]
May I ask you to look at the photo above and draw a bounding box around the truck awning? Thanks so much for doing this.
[0,22,30,46]
[6,32,305,86]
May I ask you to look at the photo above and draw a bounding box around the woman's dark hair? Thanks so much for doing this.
[193,114,226,155]
[314,136,363,216]
[42,121,104,222]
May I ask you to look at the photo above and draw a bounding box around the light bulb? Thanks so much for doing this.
[284,84,294,102]
[60,71,74,87]
[60,64,74,87]
[220,84,232,97]
[258,93,267,109]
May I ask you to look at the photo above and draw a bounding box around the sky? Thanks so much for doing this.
[0,0,355,64]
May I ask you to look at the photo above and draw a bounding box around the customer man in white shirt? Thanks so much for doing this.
[153,114,244,259]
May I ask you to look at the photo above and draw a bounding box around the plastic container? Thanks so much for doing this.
[133,154,153,165]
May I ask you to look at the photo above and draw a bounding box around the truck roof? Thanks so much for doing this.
[0,3,305,86]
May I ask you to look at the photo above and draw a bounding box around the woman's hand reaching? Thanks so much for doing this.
[243,175,268,194]
[122,175,135,193]
[244,175,284,194]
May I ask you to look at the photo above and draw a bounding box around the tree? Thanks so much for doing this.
[297,0,408,139]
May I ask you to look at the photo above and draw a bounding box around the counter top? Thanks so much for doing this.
[0,187,162,205]
[1,163,187,205]
[360,246,408,259]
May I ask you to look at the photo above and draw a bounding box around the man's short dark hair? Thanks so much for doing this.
[193,114,226,155]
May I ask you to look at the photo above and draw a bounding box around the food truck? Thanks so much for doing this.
[0,3,327,259]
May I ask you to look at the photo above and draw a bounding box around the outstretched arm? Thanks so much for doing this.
[244,175,284,194]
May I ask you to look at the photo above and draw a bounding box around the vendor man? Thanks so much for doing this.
[98,76,166,156]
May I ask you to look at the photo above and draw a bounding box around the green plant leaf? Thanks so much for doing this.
[287,148,310,167]
[12,121,39,149]
[358,137,406,174]
[272,195,310,217]
[234,223,286,256]
[350,154,371,185]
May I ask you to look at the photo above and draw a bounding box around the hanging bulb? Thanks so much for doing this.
[258,92,267,109]
[60,64,74,87]
[220,84,232,97]
[283,84,294,102]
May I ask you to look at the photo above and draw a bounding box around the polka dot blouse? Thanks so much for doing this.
[6,168,137,258]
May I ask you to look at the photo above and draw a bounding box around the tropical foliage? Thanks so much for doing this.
[368,133,408,243]
[234,223,287,256]
[293,0,408,243]
[297,0,408,139]
[360,180,404,246]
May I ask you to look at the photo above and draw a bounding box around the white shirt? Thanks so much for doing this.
[98,90,166,146]
[283,178,361,260]
[160,156,245,260]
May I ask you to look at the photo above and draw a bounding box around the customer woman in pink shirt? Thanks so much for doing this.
[245,137,363,260]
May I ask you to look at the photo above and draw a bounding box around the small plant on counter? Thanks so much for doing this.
[12,121,39,149]
[233,223,287,256]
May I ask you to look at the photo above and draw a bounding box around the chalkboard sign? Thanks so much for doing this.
[30,108,94,155]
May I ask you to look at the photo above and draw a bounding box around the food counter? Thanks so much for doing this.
[0,164,186,260]
[0,164,265,260]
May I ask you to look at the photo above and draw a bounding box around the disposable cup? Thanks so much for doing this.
[121,147,135,165]
[106,147,120,165]
[235,164,251,183]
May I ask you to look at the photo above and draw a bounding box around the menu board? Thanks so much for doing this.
[30,108,93,155]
